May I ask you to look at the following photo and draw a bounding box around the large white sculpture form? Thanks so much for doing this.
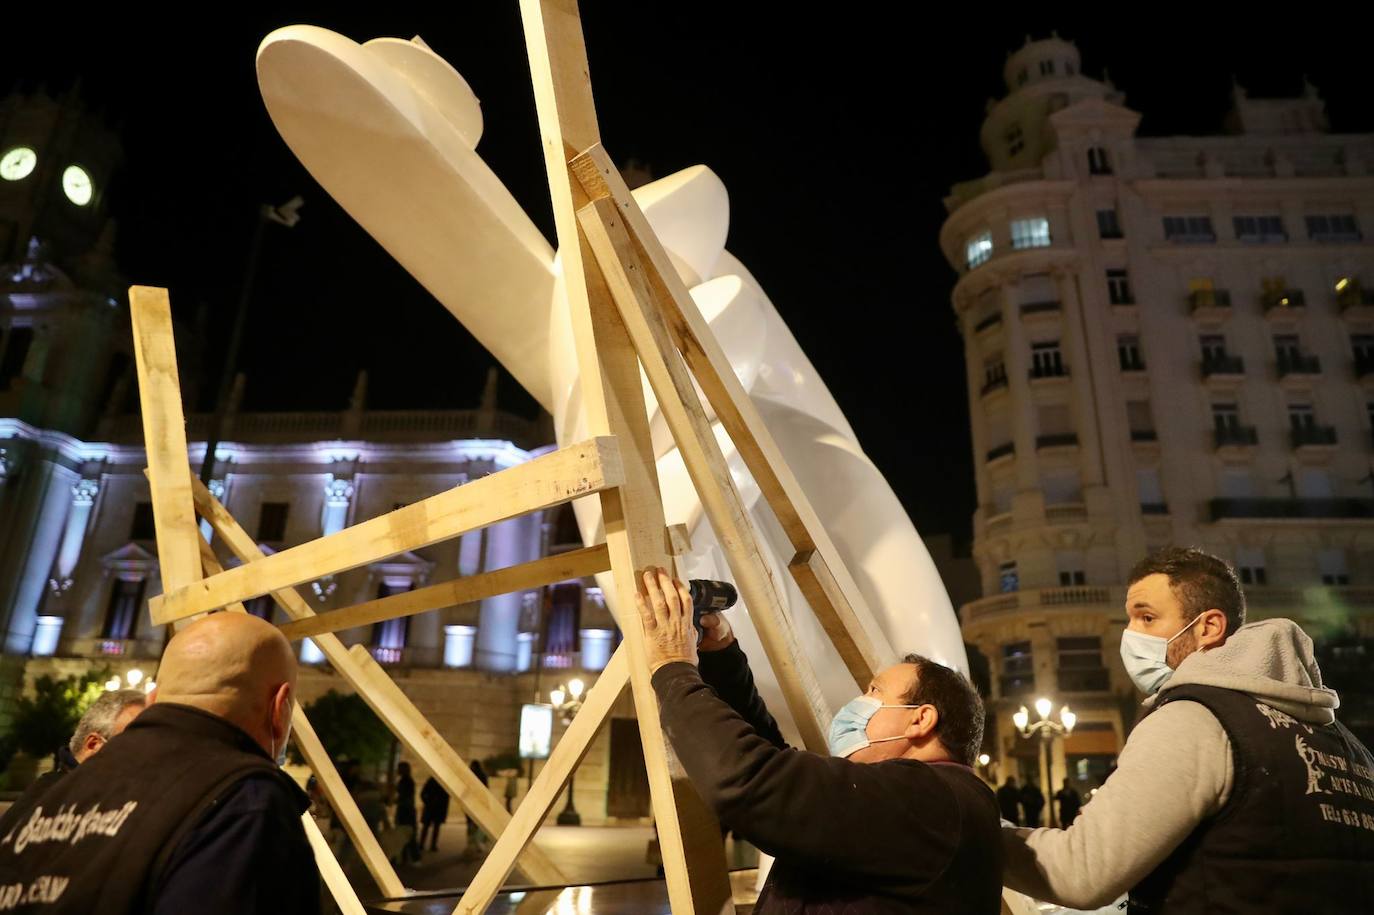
[255,27,967,739]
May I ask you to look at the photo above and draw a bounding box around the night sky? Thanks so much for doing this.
[4,8,1371,541]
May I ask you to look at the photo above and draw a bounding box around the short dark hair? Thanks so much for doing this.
[899,654,985,767]
[1128,546,1246,636]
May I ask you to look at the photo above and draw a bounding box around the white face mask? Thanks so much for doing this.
[1119,614,1205,695]
[827,695,924,758]
[270,700,293,767]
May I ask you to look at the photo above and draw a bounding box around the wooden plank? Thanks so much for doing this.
[520,3,735,912]
[454,646,628,914]
[571,144,886,688]
[128,286,201,594]
[303,813,368,915]
[666,522,692,556]
[150,437,623,624]
[789,550,873,683]
[196,536,246,615]
[195,540,406,899]
[342,644,569,887]
[279,544,611,641]
[187,476,567,886]
[291,706,408,898]
[579,196,829,752]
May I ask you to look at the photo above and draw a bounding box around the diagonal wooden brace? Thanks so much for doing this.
[279,545,611,642]
[571,144,887,689]
[150,436,623,624]
[578,195,830,752]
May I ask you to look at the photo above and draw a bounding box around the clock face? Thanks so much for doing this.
[0,147,37,181]
[62,165,93,206]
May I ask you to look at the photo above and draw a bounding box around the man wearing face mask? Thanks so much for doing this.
[639,568,1002,914]
[0,612,318,914]
[1001,547,1374,912]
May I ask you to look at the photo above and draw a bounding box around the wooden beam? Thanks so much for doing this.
[128,286,201,594]
[454,645,628,914]
[196,536,246,616]
[571,144,886,688]
[342,644,569,887]
[150,437,623,624]
[291,707,407,898]
[187,476,567,886]
[279,545,611,641]
[521,3,735,911]
[666,522,692,557]
[303,813,368,915]
[579,196,829,752]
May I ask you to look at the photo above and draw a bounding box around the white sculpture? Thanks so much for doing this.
[255,26,968,740]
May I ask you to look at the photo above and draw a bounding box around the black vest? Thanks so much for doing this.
[0,703,308,914]
[1129,685,1374,914]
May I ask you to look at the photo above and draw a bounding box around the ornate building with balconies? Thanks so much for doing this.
[940,35,1374,796]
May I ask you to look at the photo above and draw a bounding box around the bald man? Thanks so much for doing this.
[0,613,318,915]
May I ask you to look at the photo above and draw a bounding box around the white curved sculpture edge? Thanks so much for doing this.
[254,26,968,742]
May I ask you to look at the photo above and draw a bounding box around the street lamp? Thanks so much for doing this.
[105,668,155,695]
[198,196,303,486]
[1014,696,1075,826]
[550,678,585,825]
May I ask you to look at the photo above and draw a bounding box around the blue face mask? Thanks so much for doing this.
[827,695,924,758]
[1119,614,1204,695]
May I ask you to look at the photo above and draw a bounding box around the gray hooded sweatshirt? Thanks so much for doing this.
[1001,618,1340,909]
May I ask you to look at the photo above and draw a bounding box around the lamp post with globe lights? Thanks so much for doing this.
[1013,696,1076,826]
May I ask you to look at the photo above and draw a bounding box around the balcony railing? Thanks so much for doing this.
[1189,289,1232,312]
[1045,503,1088,524]
[974,312,1003,333]
[97,408,546,448]
[1057,668,1111,692]
[1208,498,1374,521]
[1213,426,1259,448]
[1262,289,1306,313]
[986,442,1015,462]
[1277,354,1322,378]
[962,586,1116,626]
[1036,433,1079,450]
[1290,425,1338,448]
[56,637,164,660]
[367,646,445,668]
[1020,300,1062,317]
[1201,355,1245,378]
[981,376,1009,396]
[1338,285,1374,311]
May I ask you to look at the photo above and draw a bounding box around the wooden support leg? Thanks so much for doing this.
[520,2,735,911]
[133,287,372,913]
[579,196,830,752]
[452,647,629,913]
[291,707,408,898]
[128,286,203,594]
[303,814,368,915]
